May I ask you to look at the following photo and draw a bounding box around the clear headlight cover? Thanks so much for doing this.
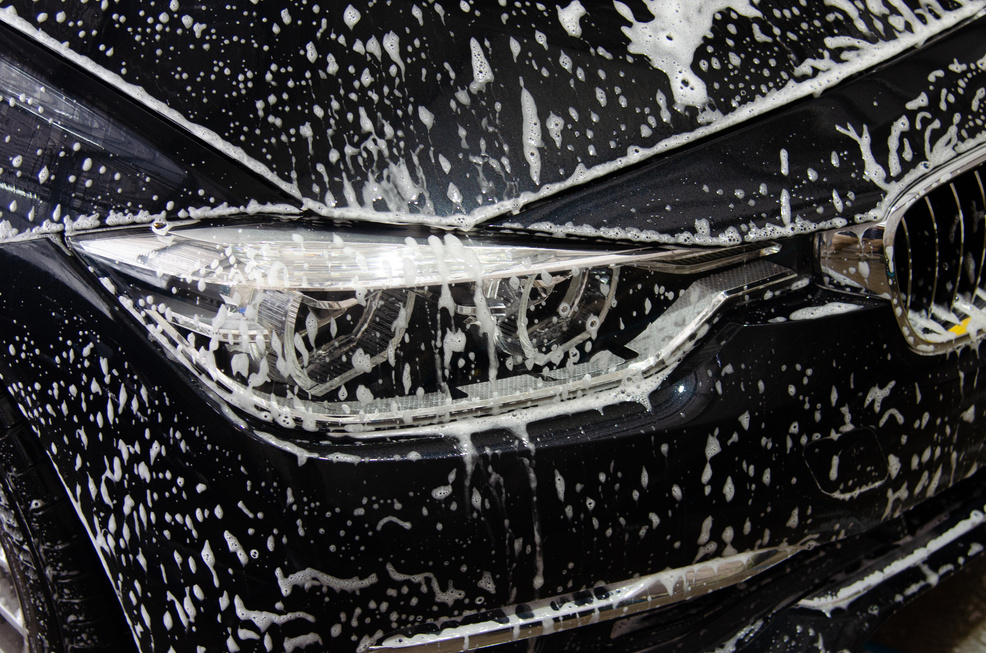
[69,222,796,434]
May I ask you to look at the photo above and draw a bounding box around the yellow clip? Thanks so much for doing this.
[950,317,972,335]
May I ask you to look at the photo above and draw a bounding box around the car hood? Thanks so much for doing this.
[0,0,985,236]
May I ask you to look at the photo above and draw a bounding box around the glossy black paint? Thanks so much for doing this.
[492,16,986,242]
[0,23,293,239]
[0,2,984,653]
[1,0,980,227]
[2,225,986,651]
[476,471,986,652]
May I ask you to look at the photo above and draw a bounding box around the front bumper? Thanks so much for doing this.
[2,235,985,652]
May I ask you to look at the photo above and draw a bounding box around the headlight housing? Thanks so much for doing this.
[70,221,799,434]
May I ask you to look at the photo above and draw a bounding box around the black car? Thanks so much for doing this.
[1,0,986,651]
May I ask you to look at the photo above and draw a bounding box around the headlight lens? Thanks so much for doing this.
[70,222,798,434]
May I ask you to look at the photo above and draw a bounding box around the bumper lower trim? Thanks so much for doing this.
[369,547,803,652]
[797,503,986,615]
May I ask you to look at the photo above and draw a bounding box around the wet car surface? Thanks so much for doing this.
[1,1,986,652]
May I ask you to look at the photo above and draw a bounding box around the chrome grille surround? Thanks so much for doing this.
[819,145,986,353]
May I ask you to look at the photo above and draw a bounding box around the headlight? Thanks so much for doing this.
[69,221,798,434]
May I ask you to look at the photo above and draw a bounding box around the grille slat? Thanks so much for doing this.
[946,183,964,312]
[954,174,982,296]
[968,170,986,303]
[895,196,940,320]
[897,219,913,314]
[927,196,939,315]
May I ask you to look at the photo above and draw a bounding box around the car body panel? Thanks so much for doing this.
[2,229,986,651]
[492,16,986,244]
[1,2,986,653]
[0,0,984,236]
